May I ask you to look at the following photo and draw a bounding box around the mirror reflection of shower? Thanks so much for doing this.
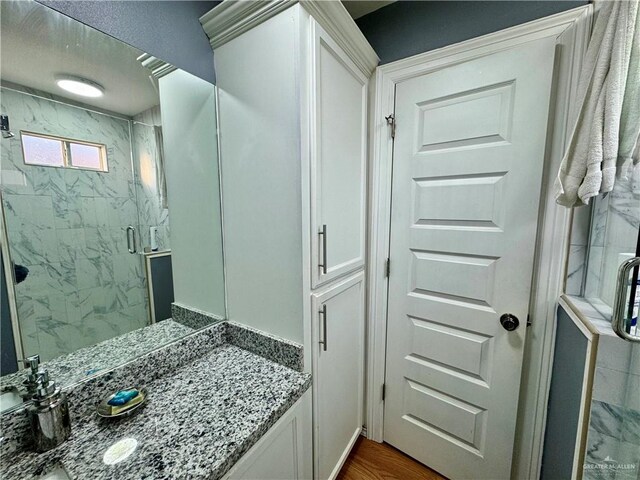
[1,115,15,138]
[0,83,171,365]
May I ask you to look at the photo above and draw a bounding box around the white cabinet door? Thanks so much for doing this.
[311,271,364,480]
[310,19,368,289]
[223,391,312,480]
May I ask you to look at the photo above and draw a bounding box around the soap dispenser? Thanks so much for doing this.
[27,365,71,452]
[20,355,42,399]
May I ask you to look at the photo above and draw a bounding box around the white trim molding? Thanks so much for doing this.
[366,5,592,480]
[137,53,177,79]
[558,296,598,479]
[200,0,379,76]
[299,0,378,76]
[200,0,296,49]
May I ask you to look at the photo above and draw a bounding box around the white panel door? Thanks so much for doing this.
[312,271,364,479]
[310,19,367,288]
[383,38,556,480]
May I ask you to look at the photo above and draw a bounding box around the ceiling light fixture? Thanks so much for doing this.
[55,75,104,98]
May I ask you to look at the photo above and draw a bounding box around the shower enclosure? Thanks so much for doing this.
[583,161,640,336]
[573,161,640,480]
[0,85,170,362]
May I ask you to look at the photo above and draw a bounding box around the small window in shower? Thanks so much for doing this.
[21,133,64,167]
[68,142,104,170]
[21,131,107,172]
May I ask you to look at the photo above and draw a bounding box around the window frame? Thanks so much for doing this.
[20,130,108,172]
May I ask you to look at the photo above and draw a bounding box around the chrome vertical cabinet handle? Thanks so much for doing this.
[319,304,327,351]
[612,257,640,343]
[318,224,327,275]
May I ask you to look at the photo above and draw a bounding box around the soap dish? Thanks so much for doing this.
[97,388,148,418]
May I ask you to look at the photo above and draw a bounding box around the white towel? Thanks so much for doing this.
[618,1,640,170]
[555,0,640,207]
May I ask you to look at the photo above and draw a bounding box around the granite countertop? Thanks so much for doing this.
[2,320,194,393]
[1,344,311,480]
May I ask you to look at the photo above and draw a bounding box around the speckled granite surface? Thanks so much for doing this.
[1,321,226,459]
[1,313,307,479]
[172,303,223,330]
[227,321,304,372]
[1,320,194,393]
[0,345,311,480]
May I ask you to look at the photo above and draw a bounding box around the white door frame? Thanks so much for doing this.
[365,5,592,479]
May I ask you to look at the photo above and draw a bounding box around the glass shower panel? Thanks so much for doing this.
[584,164,640,319]
[131,106,171,253]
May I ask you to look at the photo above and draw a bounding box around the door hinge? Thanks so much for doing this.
[385,114,396,139]
[381,383,386,401]
[527,314,532,327]
[385,258,391,278]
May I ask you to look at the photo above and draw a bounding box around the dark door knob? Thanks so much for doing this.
[500,313,520,331]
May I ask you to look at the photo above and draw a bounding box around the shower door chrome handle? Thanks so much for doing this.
[318,304,327,351]
[612,257,640,343]
[125,226,137,254]
[318,224,327,275]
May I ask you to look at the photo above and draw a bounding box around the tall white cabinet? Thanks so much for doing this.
[310,22,368,289]
[201,2,378,479]
[311,272,365,479]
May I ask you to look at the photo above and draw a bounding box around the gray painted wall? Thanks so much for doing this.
[540,306,589,480]
[356,1,588,64]
[148,255,175,323]
[37,1,219,84]
[33,1,588,85]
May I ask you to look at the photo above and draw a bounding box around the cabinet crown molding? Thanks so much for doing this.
[137,53,176,79]
[200,0,379,76]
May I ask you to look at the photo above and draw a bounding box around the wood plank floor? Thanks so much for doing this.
[337,437,448,480]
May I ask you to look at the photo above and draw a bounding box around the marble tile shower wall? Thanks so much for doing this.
[567,203,592,296]
[585,165,640,310]
[585,335,640,480]
[132,105,170,251]
[0,88,148,361]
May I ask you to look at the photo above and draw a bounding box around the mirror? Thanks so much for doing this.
[0,0,225,408]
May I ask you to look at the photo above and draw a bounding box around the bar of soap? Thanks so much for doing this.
[110,392,145,415]
[107,389,139,406]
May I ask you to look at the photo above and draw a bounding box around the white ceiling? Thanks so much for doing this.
[0,0,160,117]
[342,0,396,19]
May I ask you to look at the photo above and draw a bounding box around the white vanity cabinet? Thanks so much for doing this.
[201,2,377,479]
[223,391,312,480]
